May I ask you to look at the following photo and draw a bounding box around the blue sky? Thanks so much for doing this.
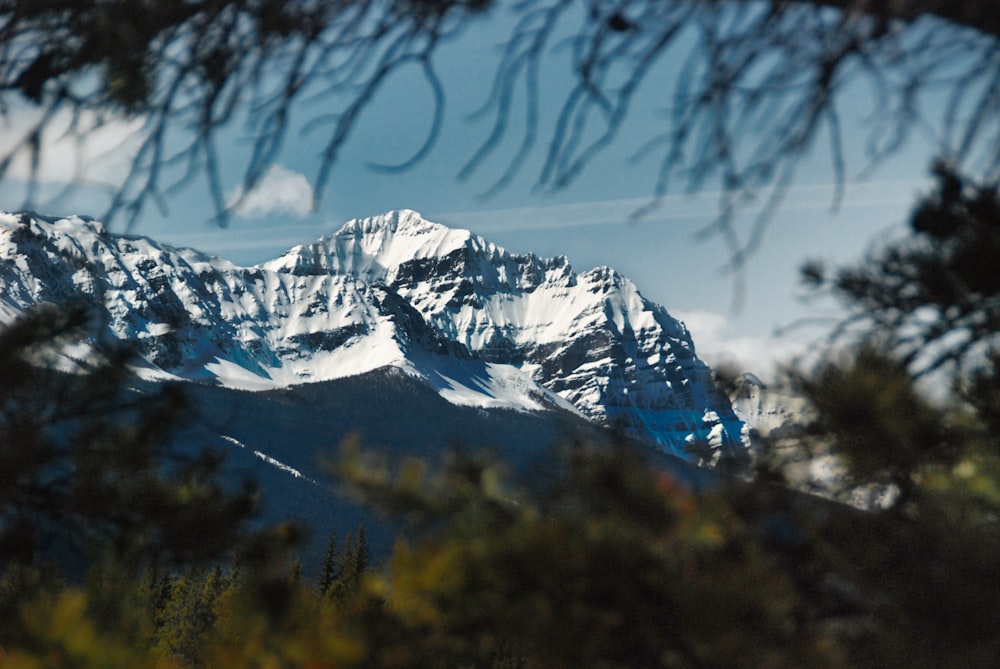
[0,7,940,378]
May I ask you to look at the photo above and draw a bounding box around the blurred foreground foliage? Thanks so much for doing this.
[4,432,999,668]
[0,305,259,572]
[3,165,1000,666]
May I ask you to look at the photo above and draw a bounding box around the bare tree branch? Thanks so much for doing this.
[0,0,999,267]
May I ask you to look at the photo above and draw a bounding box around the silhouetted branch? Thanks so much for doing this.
[1,0,1000,266]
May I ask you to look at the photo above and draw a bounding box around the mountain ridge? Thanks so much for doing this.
[0,208,745,464]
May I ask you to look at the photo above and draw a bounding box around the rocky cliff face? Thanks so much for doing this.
[1,209,745,464]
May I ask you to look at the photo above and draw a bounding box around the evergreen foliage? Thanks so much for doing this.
[805,162,1000,374]
[152,564,233,666]
[317,529,340,597]
[0,305,259,574]
[318,525,373,604]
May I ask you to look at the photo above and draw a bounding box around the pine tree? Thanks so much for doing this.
[354,525,370,584]
[150,564,234,666]
[317,529,340,597]
[318,525,373,604]
[333,531,359,603]
[288,559,303,588]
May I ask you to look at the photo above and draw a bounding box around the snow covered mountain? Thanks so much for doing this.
[729,372,811,446]
[727,372,895,509]
[0,209,744,463]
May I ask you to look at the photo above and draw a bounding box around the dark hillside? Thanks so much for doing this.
[170,367,712,568]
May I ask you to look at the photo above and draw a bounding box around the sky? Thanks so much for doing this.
[0,6,941,380]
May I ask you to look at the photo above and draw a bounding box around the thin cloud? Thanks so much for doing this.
[673,308,807,379]
[167,221,335,255]
[0,107,142,184]
[229,165,314,219]
[445,179,926,234]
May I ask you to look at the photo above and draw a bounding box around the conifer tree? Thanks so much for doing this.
[354,525,371,585]
[317,529,340,597]
[152,564,234,667]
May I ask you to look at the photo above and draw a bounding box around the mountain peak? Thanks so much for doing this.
[1,210,107,240]
[337,210,474,259]
[266,210,482,281]
[340,209,439,235]
[737,371,766,388]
